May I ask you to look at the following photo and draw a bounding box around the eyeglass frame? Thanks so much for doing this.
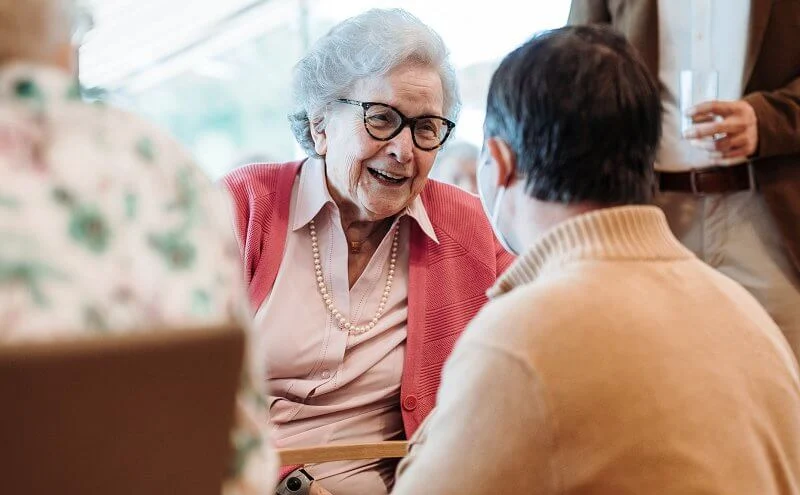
[336,99,456,151]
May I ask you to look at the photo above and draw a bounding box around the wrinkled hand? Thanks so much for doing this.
[309,481,334,495]
[684,99,759,161]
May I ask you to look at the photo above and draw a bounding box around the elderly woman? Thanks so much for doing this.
[224,8,513,495]
[0,1,275,493]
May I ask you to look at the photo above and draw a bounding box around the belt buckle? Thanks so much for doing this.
[746,162,757,191]
[689,168,703,196]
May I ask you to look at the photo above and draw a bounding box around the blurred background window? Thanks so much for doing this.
[79,0,570,180]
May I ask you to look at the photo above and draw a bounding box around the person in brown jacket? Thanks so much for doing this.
[569,0,800,361]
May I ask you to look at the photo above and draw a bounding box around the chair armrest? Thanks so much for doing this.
[278,441,409,465]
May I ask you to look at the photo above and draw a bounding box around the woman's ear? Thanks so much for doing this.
[486,137,517,187]
[310,116,328,156]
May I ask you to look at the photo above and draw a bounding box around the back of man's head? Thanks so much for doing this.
[484,24,662,205]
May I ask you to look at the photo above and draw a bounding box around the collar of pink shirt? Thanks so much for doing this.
[291,158,440,243]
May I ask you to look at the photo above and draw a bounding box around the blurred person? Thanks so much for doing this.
[433,140,478,193]
[0,1,276,493]
[223,9,513,495]
[392,25,800,495]
[570,0,800,361]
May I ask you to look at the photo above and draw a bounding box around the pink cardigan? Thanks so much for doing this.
[224,160,514,439]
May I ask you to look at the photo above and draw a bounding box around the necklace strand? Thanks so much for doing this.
[309,219,399,335]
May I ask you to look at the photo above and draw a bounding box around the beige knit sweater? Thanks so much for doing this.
[392,205,800,495]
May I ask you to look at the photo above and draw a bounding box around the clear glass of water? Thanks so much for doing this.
[680,69,719,146]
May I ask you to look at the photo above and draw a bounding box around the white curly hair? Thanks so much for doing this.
[289,8,461,157]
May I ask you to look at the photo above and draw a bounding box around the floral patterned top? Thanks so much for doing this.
[0,63,277,494]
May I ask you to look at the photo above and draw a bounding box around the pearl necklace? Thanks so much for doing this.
[309,219,399,335]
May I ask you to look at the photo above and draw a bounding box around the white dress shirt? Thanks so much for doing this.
[656,0,750,171]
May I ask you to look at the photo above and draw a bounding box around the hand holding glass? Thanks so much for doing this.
[680,69,720,148]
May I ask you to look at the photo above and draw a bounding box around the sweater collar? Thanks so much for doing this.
[488,205,693,298]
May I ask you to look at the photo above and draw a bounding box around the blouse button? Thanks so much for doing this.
[402,395,418,411]
[320,369,331,379]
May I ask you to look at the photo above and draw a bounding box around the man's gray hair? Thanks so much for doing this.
[0,0,76,64]
[289,8,461,157]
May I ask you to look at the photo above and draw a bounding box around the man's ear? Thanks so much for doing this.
[310,116,328,156]
[486,137,517,186]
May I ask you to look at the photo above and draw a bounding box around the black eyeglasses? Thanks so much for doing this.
[336,99,456,151]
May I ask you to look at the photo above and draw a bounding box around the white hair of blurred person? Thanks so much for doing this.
[433,140,479,194]
[0,0,80,72]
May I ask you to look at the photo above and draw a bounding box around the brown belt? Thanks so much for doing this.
[657,162,756,195]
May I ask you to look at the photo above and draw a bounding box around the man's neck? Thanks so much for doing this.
[518,198,610,248]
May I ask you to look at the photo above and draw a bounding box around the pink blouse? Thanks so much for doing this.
[253,159,438,495]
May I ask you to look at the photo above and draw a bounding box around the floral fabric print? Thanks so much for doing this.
[0,63,276,495]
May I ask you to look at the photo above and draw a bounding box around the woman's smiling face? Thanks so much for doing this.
[312,64,446,221]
